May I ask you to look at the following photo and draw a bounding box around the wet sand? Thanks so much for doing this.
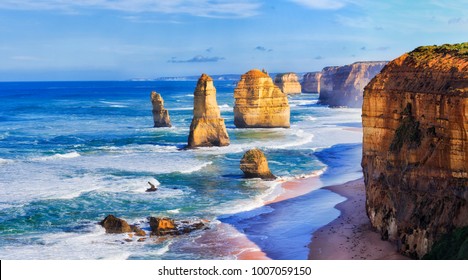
[308,178,409,260]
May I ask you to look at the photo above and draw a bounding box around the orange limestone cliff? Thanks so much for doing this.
[234,69,290,128]
[362,43,468,259]
[150,91,171,127]
[274,72,302,94]
[187,74,230,148]
[320,61,387,107]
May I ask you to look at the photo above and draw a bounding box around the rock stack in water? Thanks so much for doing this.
[319,61,387,107]
[187,74,230,148]
[151,91,171,127]
[301,72,322,93]
[274,72,302,94]
[240,148,276,180]
[234,69,290,128]
[362,43,468,259]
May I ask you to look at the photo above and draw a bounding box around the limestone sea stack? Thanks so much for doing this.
[274,72,302,94]
[187,74,230,148]
[150,91,171,127]
[240,148,276,180]
[320,61,387,107]
[362,43,468,259]
[234,69,290,128]
[301,72,322,93]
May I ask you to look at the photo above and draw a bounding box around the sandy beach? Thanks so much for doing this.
[308,178,409,260]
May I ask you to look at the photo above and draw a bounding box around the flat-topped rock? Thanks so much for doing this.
[274,72,302,94]
[234,69,290,128]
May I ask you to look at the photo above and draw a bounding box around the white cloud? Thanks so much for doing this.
[288,0,351,10]
[334,14,372,28]
[0,0,262,18]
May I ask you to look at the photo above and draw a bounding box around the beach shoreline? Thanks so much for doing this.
[308,178,409,260]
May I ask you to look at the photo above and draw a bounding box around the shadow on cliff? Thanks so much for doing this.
[219,143,363,260]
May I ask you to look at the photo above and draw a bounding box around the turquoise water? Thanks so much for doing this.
[0,80,363,259]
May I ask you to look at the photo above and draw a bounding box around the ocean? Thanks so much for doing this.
[0,80,363,259]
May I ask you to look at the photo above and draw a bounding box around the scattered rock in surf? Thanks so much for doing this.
[240,148,276,180]
[146,181,158,192]
[149,217,177,236]
[130,225,146,237]
[149,217,207,236]
[137,238,146,242]
[100,215,132,234]
[100,215,147,236]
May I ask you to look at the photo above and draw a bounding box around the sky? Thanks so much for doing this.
[0,0,467,81]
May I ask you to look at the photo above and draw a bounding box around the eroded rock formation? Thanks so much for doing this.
[362,43,468,258]
[150,91,172,127]
[274,72,302,94]
[240,148,276,180]
[320,61,387,107]
[187,74,230,148]
[301,72,322,93]
[234,69,290,128]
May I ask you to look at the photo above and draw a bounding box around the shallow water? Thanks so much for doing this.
[0,81,362,259]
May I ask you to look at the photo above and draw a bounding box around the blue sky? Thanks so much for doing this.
[0,0,466,81]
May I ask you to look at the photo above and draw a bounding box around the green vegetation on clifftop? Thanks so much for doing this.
[423,227,468,260]
[409,42,468,62]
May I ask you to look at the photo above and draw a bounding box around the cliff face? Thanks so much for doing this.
[150,91,172,127]
[234,69,290,128]
[274,72,302,94]
[320,61,387,107]
[301,72,321,93]
[187,74,230,148]
[362,43,468,258]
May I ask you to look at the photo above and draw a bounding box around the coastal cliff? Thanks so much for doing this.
[150,91,171,127]
[301,72,321,93]
[187,74,230,148]
[234,69,290,128]
[274,72,302,94]
[320,61,387,107]
[362,43,468,258]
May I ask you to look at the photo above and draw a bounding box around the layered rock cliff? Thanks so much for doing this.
[187,74,230,148]
[301,72,322,93]
[150,91,172,127]
[320,61,387,107]
[362,43,468,259]
[234,69,290,128]
[274,72,302,94]
[240,148,276,180]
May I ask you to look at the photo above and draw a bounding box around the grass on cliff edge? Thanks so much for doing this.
[423,227,468,260]
[409,42,468,61]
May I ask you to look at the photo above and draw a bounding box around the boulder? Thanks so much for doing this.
[240,148,276,180]
[100,215,132,234]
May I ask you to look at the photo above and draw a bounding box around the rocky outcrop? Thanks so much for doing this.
[150,91,171,127]
[301,72,322,93]
[240,148,276,180]
[274,72,302,94]
[149,217,206,236]
[234,69,290,128]
[362,43,468,259]
[187,74,230,148]
[100,215,132,233]
[320,61,387,107]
